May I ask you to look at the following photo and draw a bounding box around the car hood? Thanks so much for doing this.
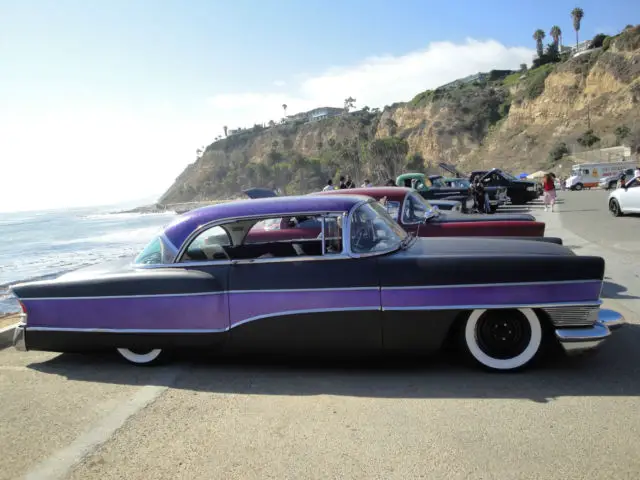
[434,212,536,223]
[400,236,573,258]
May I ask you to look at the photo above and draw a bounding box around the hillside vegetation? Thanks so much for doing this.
[161,25,640,204]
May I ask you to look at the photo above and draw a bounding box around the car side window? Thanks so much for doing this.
[181,226,232,262]
[402,194,428,224]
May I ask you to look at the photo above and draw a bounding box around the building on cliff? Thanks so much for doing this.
[285,107,343,124]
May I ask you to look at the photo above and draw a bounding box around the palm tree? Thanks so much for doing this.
[282,104,287,118]
[533,29,546,58]
[571,7,584,49]
[223,126,228,137]
[550,25,562,48]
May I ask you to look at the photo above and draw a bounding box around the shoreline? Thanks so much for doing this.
[120,199,235,215]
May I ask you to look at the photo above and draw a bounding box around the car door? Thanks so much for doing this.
[619,178,640,212]
[225,214,382,354]
[173,225,232,344]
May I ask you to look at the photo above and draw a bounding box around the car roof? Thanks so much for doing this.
[163,194,370,249]
[316,186,411,201]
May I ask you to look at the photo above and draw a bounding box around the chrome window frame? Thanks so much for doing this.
[401,191,432,226]
[346,199,405,259]
[133,199,403,269]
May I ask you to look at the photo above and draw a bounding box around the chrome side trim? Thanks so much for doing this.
[383,301,601,312]
[27,326,228,334]
[22,292,226,301]
[231,287,379,294]
[382,279,601,290]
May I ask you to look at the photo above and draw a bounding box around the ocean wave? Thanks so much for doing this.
[81,211,176,220]
[51,226,162,246]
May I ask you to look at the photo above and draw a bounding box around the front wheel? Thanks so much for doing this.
[574,183,583,191]
[461,308,543,372]
[609,199,623,217]
[116,348,166,366]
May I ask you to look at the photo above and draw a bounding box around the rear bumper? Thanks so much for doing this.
[13,323,26,351]
[555,309,624,355]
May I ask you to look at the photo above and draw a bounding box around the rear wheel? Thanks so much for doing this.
[116,348,165,366]
[461,308,543,372]
[609,198,623,217]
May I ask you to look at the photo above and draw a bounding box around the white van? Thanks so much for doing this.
[566,161,637,190]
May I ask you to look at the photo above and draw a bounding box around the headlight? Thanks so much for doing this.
[454,204,461,211]
[526,186,535,191]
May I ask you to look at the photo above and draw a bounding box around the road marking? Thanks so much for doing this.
[24,368,180,480]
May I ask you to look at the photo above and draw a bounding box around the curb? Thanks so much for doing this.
[0,323,18,350]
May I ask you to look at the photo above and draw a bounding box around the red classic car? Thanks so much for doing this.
[318,187,546,238]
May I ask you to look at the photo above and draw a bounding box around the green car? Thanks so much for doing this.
[396,173,473,212]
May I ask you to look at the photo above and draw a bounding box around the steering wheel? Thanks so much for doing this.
[352,220,379,252]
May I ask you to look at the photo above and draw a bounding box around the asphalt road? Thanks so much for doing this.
[1,197,640,480]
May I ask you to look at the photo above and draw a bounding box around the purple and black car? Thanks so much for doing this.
[11,194,624,371]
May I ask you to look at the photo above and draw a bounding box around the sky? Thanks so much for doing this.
[0,0,636,212]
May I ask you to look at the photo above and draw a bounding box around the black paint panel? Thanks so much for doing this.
[25,330,228,353]
[382,310,460,352]
[12,267,229,299]
[223,311,383,353]
[379,238,604,287]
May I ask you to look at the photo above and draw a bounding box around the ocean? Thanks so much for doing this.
[0,207,176,315]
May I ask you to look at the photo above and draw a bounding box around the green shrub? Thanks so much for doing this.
[525,65,553,100]
[602,36,612,51]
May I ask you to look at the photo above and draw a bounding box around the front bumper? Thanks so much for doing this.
[555,309,624,355]
[13,323,26,351]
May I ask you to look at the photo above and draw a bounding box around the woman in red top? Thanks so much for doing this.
[542,173,556,212]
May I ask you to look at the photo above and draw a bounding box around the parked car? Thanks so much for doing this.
[319,187,548,239]
[608,176,640,216]
[599,169,635,190]
[244,186,464,212]
[396,173,474,212]
[471,169,539,205]
[11,195,623,371]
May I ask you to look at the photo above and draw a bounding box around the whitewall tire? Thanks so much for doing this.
[463,308,543,372]
[116,348,164,366]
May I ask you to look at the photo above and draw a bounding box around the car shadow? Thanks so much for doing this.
[27,324,640,403]
[601,280,640,300]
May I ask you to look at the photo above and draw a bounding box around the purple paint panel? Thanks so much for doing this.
[229,289,380,327]
[381,281,602,308]
[24,294,229,330]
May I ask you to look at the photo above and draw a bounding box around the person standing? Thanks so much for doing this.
[361,179,373,188]
[345,175,356,188]
[322,179,335,191]
[543,173,556,212]
[338,176,347,189]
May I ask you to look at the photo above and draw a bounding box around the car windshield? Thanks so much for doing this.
[350,201,407,254]
[501,171,517,181]
[134,236,176,265]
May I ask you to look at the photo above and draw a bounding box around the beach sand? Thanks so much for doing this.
[0,312,20,329]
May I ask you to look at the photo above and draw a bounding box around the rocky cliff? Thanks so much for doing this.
[161,26,640,204]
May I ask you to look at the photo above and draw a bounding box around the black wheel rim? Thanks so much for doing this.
[128,349,156,355]
[475,310,532,359]
[610,201,618,215]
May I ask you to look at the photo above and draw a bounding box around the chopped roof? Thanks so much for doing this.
[163,194,370,249]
